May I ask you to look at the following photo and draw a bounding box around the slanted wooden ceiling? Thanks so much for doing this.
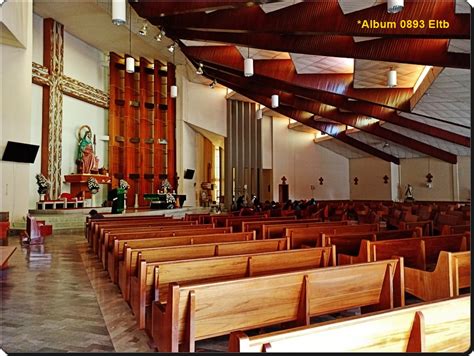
[131,0,471,164]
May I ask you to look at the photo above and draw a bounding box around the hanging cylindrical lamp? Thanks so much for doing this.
[170,85,178,98]
[112,0,126,25]
[387,0,404,13]
[125,56,135,73]
[244,58,254,77]
[125,55,134,74]
[387,68,397,88]
[256,108,263,120]
[271,94,279,108]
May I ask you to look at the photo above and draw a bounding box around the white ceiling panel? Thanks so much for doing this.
[290,53,354,74]
[316,139,369,159]
[259,1,303,13]
[455,0,471,13]
[337,0,383,14]
[353,36,382,42]
[350,131,423,159]
[447,39,471,54]
[411,68,471,128]
[354,60,426,89]
[181,40,230,46]
[236,46,290,60]
[382,123,471,156]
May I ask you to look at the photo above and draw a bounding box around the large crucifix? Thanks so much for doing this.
[32,18,109,199]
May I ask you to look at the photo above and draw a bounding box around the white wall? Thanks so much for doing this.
[399,157,456,201]
[350,157,392,200]
[176,66,227,206]
[1,0,33,222]
[272,116,350,201]
[32,13,43,64]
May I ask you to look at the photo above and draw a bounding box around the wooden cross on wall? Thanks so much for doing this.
[32,18,109,199]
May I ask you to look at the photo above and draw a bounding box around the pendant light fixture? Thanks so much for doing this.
[271,94,279,108]
[170,43,178,98]
[244,46,253,77]
[112,0,126,25]
[387,0,404,13]
[387,67,397,88]
[256,108,263,120]
[125,4,134,73]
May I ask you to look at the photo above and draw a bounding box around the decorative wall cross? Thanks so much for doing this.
[319,177,324,185]
[353,177,358,185]
[32,18,109,199]
[383,175,389,184]
[281,176,287,185]
[426,173,433,183]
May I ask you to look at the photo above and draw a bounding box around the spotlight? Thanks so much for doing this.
[168,43,175,53]
[154,33,162,42]
[209,79,217,89]
[196,62,204,75]
[138,22,148,36]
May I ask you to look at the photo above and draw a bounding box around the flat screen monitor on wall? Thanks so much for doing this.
[1,141,40,164]
[184,169,195,179]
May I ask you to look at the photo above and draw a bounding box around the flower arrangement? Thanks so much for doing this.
[35,174,51,195]
[87,177,100,194]
[165,192,176,204]
[119,179,130,191]
[160,178,173,192]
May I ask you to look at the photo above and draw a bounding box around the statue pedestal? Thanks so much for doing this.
[64,174,112,199]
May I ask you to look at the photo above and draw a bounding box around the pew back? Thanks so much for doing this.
[228,295,470,352]
[152,259,401,352]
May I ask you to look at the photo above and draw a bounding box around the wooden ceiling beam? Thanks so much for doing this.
[203,66,458,164]
[184,47,470,147]
[144,0,469,39]
[170,29,469,69]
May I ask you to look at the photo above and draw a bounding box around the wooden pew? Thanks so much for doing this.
[242,218,320,240]
[101,223,216,269]
[108,227,232,282]
[288,223,379,249]
[405,251,470,301]
[263,220,350,240]
[151,258,402,352]
[399,220,433,236]
[449,224,470,235]
[211,213,268,228]
[229,295,470,352]
[131,246,335,329]
[86,215,169,243]
[94,220,196,257]
[120,236,284,301]
[339,234,468,267]
[226,216,296,233]
[111,230,253,283]
[324,229,420,265]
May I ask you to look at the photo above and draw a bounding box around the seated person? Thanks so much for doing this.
[89,209,104,219]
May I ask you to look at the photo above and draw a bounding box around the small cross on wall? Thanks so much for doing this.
[281,176,287,185]
[426,173,433,183]
[354,177,359,185]
[319,177,324,185]
[383,175,389,184]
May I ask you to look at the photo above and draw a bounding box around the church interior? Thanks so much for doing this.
[0,0,471,353]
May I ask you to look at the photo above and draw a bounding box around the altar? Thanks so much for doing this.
[144,193,186,209]
[64,174,112,199]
